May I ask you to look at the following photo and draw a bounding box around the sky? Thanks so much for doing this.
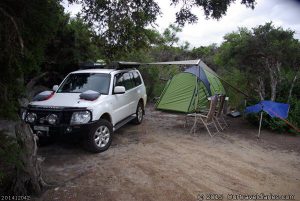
[63,0,300,47]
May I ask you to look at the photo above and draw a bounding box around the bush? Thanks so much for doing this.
[287,97,300,134]
[246,113,286,132]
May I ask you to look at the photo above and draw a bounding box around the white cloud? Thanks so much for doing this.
[155,0,300,47]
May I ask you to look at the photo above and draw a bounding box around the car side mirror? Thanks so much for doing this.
[52,85,59,92]
[114,86,125,94]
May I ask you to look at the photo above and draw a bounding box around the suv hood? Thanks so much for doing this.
[29,93,104,108]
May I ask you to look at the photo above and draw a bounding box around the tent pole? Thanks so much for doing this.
[193,72,198,134]
[195,74,198,112]
[258,112,263,139]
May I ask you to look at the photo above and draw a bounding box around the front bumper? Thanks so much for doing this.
[29,121,97,137]
[22,106,96,136]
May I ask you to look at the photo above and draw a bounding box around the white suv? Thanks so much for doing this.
[23,67,147,153]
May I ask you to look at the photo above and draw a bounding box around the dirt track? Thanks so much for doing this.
[36,105,300,201]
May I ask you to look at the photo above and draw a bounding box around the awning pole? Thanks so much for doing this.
[258,111,263,139]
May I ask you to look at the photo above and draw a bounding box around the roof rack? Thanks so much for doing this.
[79,61,141,70]
[79,62,106,69]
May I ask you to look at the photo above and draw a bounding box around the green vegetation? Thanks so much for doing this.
[0,0,63,118]
[0,0,258,117]
[215,23,300,132]
[1,0,299,196]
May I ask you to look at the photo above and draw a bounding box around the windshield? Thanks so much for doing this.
[57,73,110,94]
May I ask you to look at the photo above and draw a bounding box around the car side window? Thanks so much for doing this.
[122,73,135,90]
[114,73,124,87]
[114,72,135,91]
[132,71,142,86]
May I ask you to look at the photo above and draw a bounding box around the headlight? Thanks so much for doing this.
[70,111,91,125]
[26,112,37,123]
[47,114,58,125]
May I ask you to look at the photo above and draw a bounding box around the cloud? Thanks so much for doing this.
[156,0,300,47]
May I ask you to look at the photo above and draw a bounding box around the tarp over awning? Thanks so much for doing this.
[245,100,291,138]
[245,100,289,119]
[144,59,201,65]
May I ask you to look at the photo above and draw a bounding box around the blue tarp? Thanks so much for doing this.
[245,100,290,119]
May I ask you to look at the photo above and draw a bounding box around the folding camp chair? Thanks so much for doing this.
[186,95,220,137]
[215,95,229,130]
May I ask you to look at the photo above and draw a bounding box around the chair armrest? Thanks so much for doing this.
[187,113,197,117]
[187,113,207,118]
[197,114,207,118]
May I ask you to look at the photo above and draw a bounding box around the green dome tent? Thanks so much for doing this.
[155,61,225,113]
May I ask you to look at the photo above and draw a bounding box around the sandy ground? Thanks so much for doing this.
[35,105,300,201]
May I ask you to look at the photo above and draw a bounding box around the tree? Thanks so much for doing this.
[250,23,297,101]
[69,0,257,27]
[216,23,299,101]
[170,0,256,26]
[45,15,102,75]
[66,0,257,58]
[0,0,63,117]
[191,44,218,70]
[161,24,182,47]
[67,0,160,59]
[0,0,64,195]
[284,39,300,103]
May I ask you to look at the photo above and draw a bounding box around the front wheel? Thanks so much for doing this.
[133,102,144,124]
[84,119,113,153]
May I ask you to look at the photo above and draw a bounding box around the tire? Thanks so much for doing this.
[133,102,144,124]
[84,119,113,153]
